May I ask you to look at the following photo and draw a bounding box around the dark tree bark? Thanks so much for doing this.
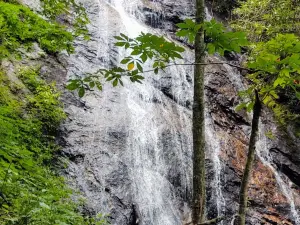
[235,90,262,225]
[192,0,206,224]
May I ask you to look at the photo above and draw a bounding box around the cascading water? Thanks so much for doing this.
[63,0,300,224]
[98,1,193,224]
[205,112,226,223]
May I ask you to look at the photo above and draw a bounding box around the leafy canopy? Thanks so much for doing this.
[238,34,300,123]
[232,0,300,41]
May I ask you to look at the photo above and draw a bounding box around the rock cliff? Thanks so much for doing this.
[20,0,300,224]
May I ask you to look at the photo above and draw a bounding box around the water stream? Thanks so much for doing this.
[66,0,300,223]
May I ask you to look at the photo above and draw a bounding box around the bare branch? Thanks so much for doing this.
[184,216,225,225]
[143,62,252,73]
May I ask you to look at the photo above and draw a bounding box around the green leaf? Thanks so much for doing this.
[137,62,143,72]
[265,131,275,139]
[106,76,114,81]
[207,43,215,54]
[66,81,79,90]
[120,33,129,40]
[131,50,141,55]
[176,30,189,37]
[141,53,147,62]
[176,23,190,29]
[121,58,131,64]
[185,19,195,27]
[114,36,124,41]
[96,82,102,91]
[246,101,255,112]
[273,77,285,87]
[235,102,247,111]
[78,87,85,97]
[113,79,118,87]
[89,81,95,88]
[115,42,126,47]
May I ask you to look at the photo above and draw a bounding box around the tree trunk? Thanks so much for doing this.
[192,0,206,224]
[236,90,262,225]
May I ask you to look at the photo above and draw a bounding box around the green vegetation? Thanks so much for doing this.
[232,0,300,125]
[239,34,300,123]
[0,0,105,224]
[0,68,106,224]
[232,0,300,42]
[0,1,74,58]
[67,18,248,95]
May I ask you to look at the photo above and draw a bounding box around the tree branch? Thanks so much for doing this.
[185,216,225,225]
[198,217,225,225]
[143,62,252,73]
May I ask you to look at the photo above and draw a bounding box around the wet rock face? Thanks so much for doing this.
[134,0,195,31]
[25,0,299,224]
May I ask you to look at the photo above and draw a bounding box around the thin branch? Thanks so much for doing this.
[143,62,253,73]
[184,217,225,225]
[198,217,225,225]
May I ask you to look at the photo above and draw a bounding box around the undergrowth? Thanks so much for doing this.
[0,68,107,224]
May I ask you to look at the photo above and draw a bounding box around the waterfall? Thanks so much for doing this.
[101,1,192,224]
[205,113,226,224]
[256,124,300,224]
[63,0,300,224]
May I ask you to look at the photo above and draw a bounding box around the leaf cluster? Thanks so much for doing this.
[238,34,300,123]
[67,19,248,97]
[176,18,248,55]
[0,1,75,59]
[67,32,185,96]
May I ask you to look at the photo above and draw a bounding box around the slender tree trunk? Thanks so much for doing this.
[192,0,206,224]
[236,90,262,225]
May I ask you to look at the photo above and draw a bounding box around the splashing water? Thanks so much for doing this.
[205,112,226,224]
[102,1,192,224]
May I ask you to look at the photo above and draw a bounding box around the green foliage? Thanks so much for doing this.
[0,69,107,225]
[67,20,247,97]
[18,68,66,131]
[232,0,300,41]
[176,18,248,55]
[0,1,75,59]
[67,32,185,95]
[237,34,300,123]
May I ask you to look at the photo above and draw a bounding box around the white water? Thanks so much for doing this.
[256,124,300,224]
[205,113,226,224]
[78,0,300,223]
[108,1,228,223]
[104,1,192,224]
